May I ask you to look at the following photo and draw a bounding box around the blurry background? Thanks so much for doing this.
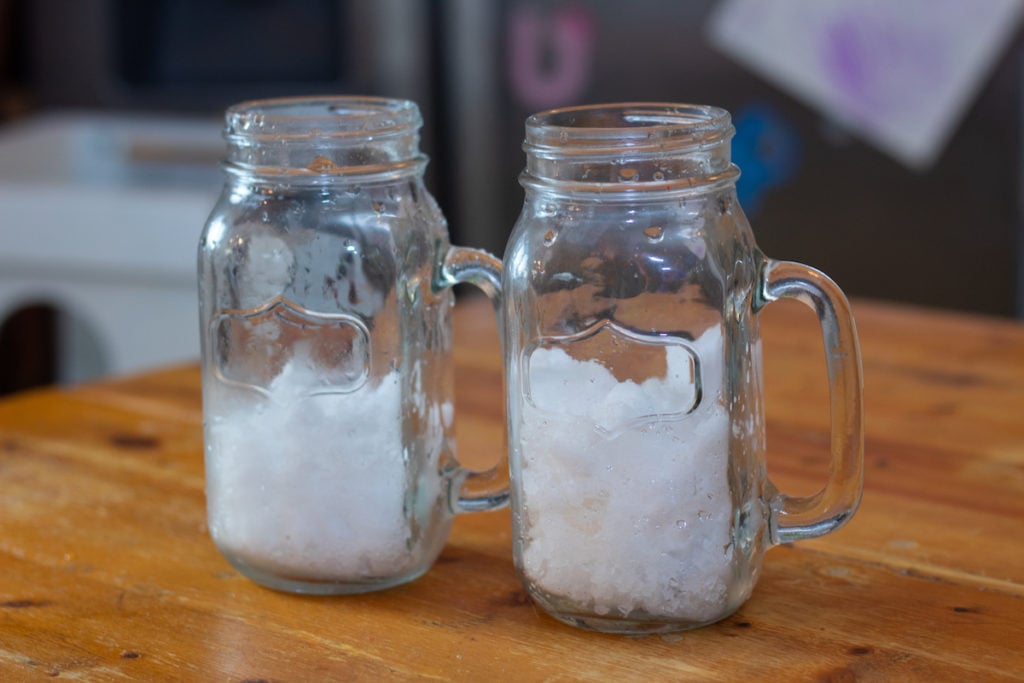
[0,0,1021,394]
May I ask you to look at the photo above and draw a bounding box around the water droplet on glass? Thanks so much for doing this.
[653,170,665,181]
[718,196,731,214]
[542,229,557,246]
[372,201,384,215]
[675,519,688,529]
[643,226,664,242]
[619,168,639,182]
[559,130,569,143]
[698,510,711,522]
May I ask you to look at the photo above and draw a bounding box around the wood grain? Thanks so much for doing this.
[1,295,1022,681]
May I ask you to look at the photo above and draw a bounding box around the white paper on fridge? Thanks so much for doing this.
[707,0,1024,169]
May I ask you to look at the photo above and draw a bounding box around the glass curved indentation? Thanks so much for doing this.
[523,319,702,437]
[211,296,370,398]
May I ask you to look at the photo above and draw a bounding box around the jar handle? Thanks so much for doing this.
[755,258,864,543]
[435,244,509,513]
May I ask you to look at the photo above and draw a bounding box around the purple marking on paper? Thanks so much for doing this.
[822,10,947,127]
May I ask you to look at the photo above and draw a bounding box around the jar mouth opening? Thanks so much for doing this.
[225,96,422,142]
[223,96,426,179]
[522,103,736,191]
[525,103,733,152]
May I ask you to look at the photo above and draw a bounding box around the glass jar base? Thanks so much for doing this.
[548,610,733,638]
[523,580,744,634]
[223,554,430,595]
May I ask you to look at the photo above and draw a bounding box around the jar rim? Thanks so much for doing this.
[225,96,422,142]
[522,103,737,194]
[525,102,732,152]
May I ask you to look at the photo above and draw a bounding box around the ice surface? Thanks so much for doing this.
[519,326,734,622]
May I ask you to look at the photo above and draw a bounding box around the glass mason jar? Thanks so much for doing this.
[198,96,506,594]
[504,103,864,633]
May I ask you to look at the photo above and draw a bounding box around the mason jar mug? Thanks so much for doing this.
[503,103,864,633]
[198,96,506,594]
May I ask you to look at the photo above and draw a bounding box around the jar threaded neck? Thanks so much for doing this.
[224,96,425,179]
[522,103,737,193]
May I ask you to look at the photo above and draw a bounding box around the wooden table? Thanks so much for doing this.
[1,296,1022,680]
